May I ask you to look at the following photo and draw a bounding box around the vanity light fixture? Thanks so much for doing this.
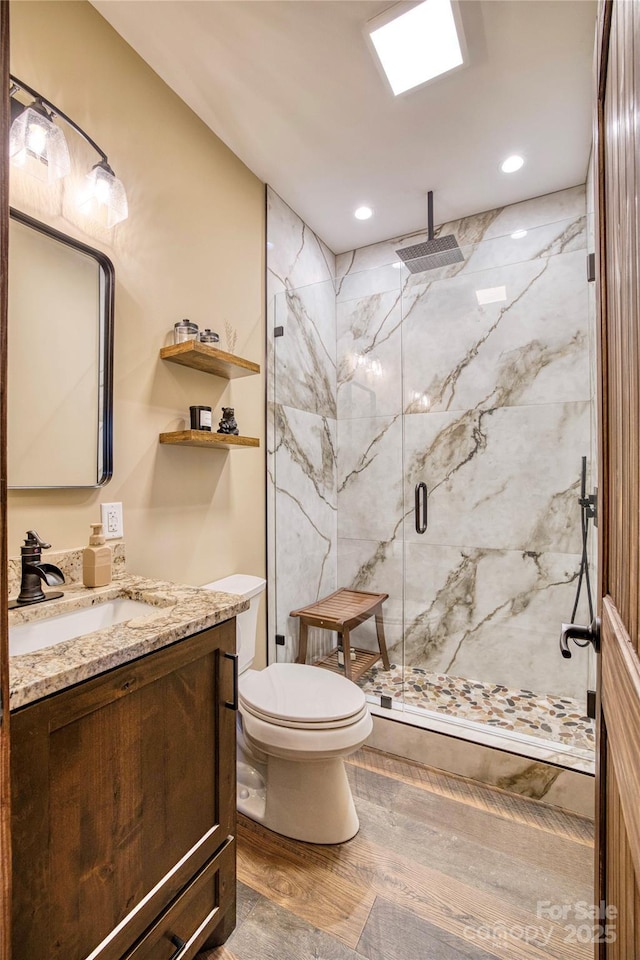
[9,75,128,227]
[9,98,70,184]
[81,160,128,229]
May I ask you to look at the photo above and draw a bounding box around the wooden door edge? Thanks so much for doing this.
[0,3,11,959]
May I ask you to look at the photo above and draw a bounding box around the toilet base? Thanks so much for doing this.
[238,753,360,844]
[237,759,267,821]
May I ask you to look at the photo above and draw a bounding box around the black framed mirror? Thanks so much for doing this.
[7,208,114,488]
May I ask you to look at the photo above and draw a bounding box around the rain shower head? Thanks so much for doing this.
[396,234,464,273]
[396,191,464,274]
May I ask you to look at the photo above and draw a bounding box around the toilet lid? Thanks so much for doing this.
[239,663,367,727]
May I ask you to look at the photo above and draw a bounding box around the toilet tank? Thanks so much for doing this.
[200,575,266,674]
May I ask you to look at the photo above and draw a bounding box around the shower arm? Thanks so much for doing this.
[427,190,434,242]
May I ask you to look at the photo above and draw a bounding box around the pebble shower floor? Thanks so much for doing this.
[358,663,595,756]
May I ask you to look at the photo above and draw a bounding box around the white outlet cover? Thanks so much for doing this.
[100,502,124,540]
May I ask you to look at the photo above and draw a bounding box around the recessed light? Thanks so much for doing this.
[511,229,527,240]
[501,155,524,174]
[354,206,373,220]
[368,0,464,96]
[476,285,507,306]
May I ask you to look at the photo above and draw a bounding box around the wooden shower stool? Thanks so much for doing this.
[291,588,390,683]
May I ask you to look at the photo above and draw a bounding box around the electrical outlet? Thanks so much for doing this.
[100,502,124,539]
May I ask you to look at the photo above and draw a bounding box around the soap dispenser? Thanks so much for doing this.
[83,523,112,588]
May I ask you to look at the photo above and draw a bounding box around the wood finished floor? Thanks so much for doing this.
[200,747,594,960]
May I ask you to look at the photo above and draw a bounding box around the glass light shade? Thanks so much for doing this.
[81,163,128,227]
[9,104,71,183]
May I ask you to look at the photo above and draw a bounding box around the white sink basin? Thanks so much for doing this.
[9,597,158,657]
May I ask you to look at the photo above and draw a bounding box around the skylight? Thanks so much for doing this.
[368,0,464,96]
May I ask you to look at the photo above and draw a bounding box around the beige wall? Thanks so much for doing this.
[8,2,267,659]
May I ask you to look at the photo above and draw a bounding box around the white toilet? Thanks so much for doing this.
[202,575,372,844]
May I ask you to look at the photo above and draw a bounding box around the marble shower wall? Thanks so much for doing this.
[266,188,337,663]
[335,185,594,701]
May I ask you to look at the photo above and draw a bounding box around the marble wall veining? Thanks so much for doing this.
[334,185,594,702]
[266,188,337,663]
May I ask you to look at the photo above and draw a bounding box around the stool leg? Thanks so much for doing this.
[375,607,390,670]
[341,627,352,681]
[296,621,309,664]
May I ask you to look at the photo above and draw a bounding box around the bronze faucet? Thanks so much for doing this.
[10,530,65,608]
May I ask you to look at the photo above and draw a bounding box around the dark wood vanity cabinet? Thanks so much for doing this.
[10,620,237,960]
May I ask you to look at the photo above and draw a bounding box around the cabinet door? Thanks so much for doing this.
[11,621,236,960]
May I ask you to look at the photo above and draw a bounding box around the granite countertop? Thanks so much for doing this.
[8,574,247,711]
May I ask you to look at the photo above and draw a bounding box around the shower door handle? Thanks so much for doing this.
[415,482,428,534]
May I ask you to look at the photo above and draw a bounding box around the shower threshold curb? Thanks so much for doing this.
[367,698,595,775]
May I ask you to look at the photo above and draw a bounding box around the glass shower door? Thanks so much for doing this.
[400,214,595,758]
[271,262,409,693]
[334,262,406,706]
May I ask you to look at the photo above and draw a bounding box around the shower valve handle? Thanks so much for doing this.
[559,617,601,659]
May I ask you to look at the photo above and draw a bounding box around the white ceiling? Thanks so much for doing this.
[91,0,597,254]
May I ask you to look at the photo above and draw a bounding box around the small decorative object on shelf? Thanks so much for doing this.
[199,328,220,344]
[173,318,199,343]
[190,404,212,431]
[217,406,239,435]
[224,320,238,355]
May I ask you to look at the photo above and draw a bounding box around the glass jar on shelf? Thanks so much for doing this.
[173,319,199,343]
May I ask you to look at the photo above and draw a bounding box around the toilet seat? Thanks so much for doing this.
[240,700,370,730]
[240,702,373,761]
[239,663,367,730]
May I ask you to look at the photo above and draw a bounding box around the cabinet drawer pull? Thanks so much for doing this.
[168,934,188,959]
[224,651,238,711]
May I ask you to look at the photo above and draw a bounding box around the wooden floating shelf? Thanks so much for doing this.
[159,430,260,449]
[312,647,381,684]
[160,341,260,379]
